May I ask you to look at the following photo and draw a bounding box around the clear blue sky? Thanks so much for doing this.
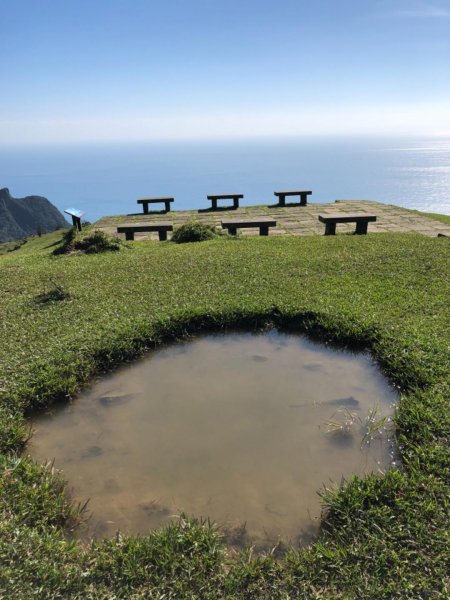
[1,0,449,142]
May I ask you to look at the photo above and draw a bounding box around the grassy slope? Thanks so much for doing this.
[0,231,449,599]
[0,229,67,255]
[405,209,450,226]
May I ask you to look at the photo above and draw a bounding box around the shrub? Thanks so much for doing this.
[53,227,77,255]
[53,228,121,255]
[172,222,217,243]
[75,230,121,254]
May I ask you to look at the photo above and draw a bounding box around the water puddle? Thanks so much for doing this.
[27,331,398,549]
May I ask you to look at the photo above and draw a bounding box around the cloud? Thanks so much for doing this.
[1,102,450,144]
[375,0,450,18]
[391,8,450,17]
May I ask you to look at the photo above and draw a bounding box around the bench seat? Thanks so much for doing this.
[207,194,243,210]
[221,218,276,236]
[318,213,377,235]
[274,190,311,206]
[117,222,173,241]
[137,197,174,213]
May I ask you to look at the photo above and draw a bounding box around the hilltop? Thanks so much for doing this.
[0,224,448,598]
[0,188,68,243]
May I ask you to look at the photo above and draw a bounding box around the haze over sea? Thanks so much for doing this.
[1,136,449,222]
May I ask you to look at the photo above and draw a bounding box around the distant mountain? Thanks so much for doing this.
[0,188,68,243]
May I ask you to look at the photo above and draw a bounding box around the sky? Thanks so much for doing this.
[1,0,449,143]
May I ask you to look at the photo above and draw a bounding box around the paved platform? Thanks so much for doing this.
[94,200,450,241]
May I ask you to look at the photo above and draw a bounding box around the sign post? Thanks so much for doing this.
[64,208,85,232]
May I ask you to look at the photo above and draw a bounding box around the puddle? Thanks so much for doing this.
[27,331,398,549]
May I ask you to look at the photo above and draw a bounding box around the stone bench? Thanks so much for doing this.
[318,213,377,235]
[117,222,173,241]
[221,218,276,236]
[137,197,174,213]
[274,190,311,207]
[207,194,243,210]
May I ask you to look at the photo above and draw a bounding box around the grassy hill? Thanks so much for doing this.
[0,227,449,598]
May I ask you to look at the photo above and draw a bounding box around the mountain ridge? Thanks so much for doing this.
[0,188,68,243]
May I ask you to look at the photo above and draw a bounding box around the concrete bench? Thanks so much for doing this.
[137,197,174,213]
[117,222,173,241]
[207,194,243,210]
[318,213,377,235]
[274,190,311,207]
[221,218,276,236]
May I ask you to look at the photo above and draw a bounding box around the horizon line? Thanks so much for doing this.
[1,131,449,148]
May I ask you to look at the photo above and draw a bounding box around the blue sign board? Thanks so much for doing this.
[64,208,85,219]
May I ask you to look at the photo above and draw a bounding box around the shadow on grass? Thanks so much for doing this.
[43,240,64,249]
[267,202,308,208]
[198,206,239,213]
[126,210,169,216]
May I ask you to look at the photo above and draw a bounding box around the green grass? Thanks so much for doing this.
[0,229,449,598]
[405,209,450,226]
[0,239,27,255]
[0,229,68,256]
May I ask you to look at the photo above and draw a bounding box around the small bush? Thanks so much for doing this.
[172,222,217,243]
[53,227,77,255]
[53,228,121,255]
[75,230,121,254]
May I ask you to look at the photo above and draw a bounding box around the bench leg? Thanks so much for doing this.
[164,201,171,212]
[355,221,368,235]
[278,195,286,207]
[260,226,269,236]
[233,198,239,209]
[211,199,217,210]
[299,193,308,206]
[228,227,237,236]
[324,222,336,236]
[142,203,149,214]
[125,231,135,241]
[158,230,168,241]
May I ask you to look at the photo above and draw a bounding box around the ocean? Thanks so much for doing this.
[1,136,449,222]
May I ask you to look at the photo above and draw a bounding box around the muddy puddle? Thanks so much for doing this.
[27,331,398,549]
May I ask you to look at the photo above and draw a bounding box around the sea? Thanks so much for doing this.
[1,136,449,222]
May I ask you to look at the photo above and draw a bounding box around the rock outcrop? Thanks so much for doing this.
[0,188,68,243]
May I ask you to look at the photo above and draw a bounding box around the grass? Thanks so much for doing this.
[323,405,393,449]
[0,228,449,598]
[0,238,27,255]
[405,208,450,226]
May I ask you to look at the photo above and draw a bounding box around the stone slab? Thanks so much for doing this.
[94,200,450,240]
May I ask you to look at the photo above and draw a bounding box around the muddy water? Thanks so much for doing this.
[27,332,397,548]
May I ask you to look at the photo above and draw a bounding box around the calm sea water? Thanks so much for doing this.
[1,136,449,221]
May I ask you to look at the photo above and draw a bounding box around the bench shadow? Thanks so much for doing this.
[126,210,169,216]
[267,202,307,209]
[198,206,239,213]
[43,240,64,249]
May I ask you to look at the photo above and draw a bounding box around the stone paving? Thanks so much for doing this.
[94,200,450,241]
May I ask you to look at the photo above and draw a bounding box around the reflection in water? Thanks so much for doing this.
[27,331,397,549]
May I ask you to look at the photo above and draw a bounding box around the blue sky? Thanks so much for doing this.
[1,0,449,142]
